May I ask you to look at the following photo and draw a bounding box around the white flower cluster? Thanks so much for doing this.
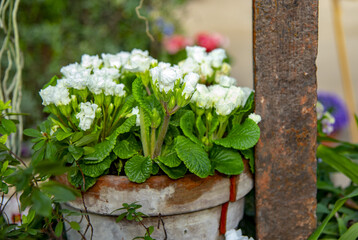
[76,102,98,131]
[39,85,71,106]
[179,46,227,78]
[191,84,253,116]
[248,113,261,124]
[225,229,254,240]
[150,62,200,98]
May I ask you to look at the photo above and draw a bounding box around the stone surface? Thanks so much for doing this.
[253,1,318,239]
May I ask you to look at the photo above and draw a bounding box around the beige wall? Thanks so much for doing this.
[180,0,358,113]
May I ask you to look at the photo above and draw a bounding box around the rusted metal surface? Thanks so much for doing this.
[253,1,318,239]
[56,160,253,216]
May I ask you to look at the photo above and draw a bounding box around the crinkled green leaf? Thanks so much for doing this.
[68,145,84,161]
[209,113,220,135]
[170,109,190,127]
[84,116,136,164]
[180,111,201,145]
[175,136,211,178]
[215,118,260,150]
[241,148,255,173]
[158,144,181,167]
[158,161,187,179]
[124,155,152,183]
[74,132,98,147]
[80,155,116,178]
[151,162,159,175]
[1,118,16,134]
[41,181,80,203]
[132,77,152,114]
[114,135,141,159]
[210,145,244,175]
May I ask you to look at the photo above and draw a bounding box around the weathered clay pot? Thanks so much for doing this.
[56,162,253,240]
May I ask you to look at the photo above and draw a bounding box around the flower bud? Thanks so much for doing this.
[59,104,72,118]
[95,107,102,119]
[221,63,231,75]
[167,96,176,113]
[206,111,213,123]
[108,103,114,116]
[104,95,112,107]
[151,109,162,129]
[114,96,123,108]
[94,93,104,107]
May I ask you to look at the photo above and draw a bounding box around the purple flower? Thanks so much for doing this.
[318,91,349,132]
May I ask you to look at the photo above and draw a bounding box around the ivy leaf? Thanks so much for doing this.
[158,162,187,179]
[175,136,211,178]
[80,155,116,178]
[84,116,136,164]
[114,135,141,159]
[210,145,244,175]
[40,181,80,202]
[158,144,181,167]
[1,118,16,134]
[215,118,260,150]
[124,156,152,183]
[180,111,202,145]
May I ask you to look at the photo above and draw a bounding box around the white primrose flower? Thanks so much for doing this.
[178,58,200,74]
[241,87,254,106]
[200,60,214,77]
[182,72,200,99]
[191,84,212,109]
[93,67,121,80]
[101,51,130,68]
[186,46,207,63]
[225,229,254,240]
[114,84,126,97]
[60,63,91,90]
[248,113,262,124]
[209,48,227,68]
[81,54,103,68]
[150,64,182,93]
[225,86,245,108]
[87,74,107,95]
[208,85,229,105]
[215,98,235,116]
[124,49,151,72]
[217,75,236,87]
[39,84,71,106]
[131,106,140,126]
[76,102,98,131]
[214,86,246,116]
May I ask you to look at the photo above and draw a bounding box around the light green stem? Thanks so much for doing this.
[152,114,170,159]
[216,121,228,139]
[150,127,156,157]
[140,107,150,157]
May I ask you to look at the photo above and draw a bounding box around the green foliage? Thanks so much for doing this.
[210,145,244,175]
[180,111,202,145]
[215,118,260,150]
[113,202,155,240]
[124,155,153,183]
[114,135,141,159]
[175,136,211,178]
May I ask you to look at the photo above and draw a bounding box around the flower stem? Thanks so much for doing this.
[140,107,150,157]
[216,121,228,139]
[152,113,170,159]
[150,127,156,157]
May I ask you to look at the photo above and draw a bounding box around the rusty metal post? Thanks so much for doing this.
[253,1,318,240]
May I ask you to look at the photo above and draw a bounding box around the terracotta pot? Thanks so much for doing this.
[56,162,253,240]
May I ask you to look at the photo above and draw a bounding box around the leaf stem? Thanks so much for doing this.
[150,127,156,157]
[152,113,170,159]
[216,121,228,139]
[139,107,150,157]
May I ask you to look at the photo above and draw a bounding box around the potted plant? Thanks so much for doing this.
[28,46,261,239]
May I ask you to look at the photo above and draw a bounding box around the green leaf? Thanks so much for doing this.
[33,139,46,151]
[68,171,97,191]
[210,145,244,175]
[34,161,71,176]
[43,75,58,89]
[74,133,98,147]
[45,141,57,160]
[215,118,260,150]
[80,155,116,178]
[175,136,211,178]
[56,130,73,141]
[70,221,81,231]
[158,161,187,179]
[209,113,220,135]
[24,128,43,137]
[69,145,84,161]
[336,214,347,236]
[0,134,7,144]
[1,118,16,134]
[339,222,358,240]
[158,144,181,167]
[151,162,159,175]
[124,155,152,183]
[113,135,141,159]
[31,189,52,217]
[40,181,80,202]
[317,145,358,185]
[180,111,202,145]
[170,109,190,127]
[308,188,358,240]
[32,147,46,166]
[241,148,255,173]
[116,212,128,222]
[84,116,136,164]
[132,77,152,114]
[55,221,63,237]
